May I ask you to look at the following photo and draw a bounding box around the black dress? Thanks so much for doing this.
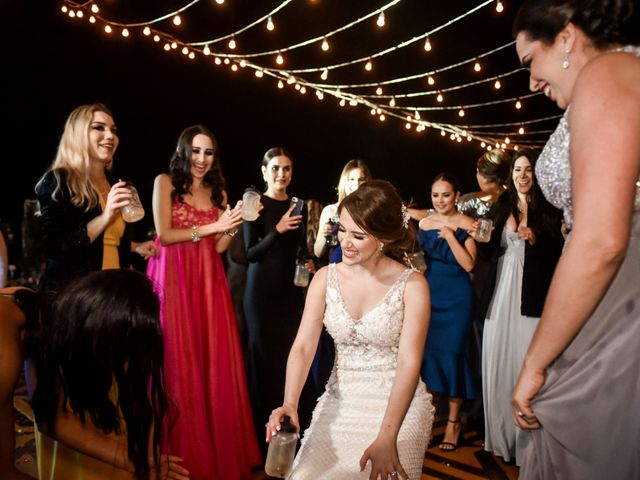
[35,169,131,294]
[242,195,316,453]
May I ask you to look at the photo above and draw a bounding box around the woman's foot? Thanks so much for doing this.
[439,418,462,451]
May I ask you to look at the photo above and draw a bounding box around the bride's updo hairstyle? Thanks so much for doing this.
[513,0,640,48]
[338,179,414,260]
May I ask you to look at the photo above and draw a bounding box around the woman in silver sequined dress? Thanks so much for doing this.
[267,180,434,480]
[511,1,640,478]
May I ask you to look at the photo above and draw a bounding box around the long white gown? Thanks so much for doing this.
[482,229,538,465]
[289,264,434,479]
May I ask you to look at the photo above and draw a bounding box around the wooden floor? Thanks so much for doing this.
[14,383,518,480]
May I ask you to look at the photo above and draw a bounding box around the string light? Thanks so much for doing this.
[61,5,68,13]
[376,87,383,95]
[173,15,182,26]
[104,24,112,33]
[89,16,96,23]
[376,10,385,27]
[214,57,222,64]
[255,70,264,77]
[215,0,224,4]
[276,53,284,65]
[231,64,238,71]
[320,69,328,80]
[389,98,396,107]
[122,28,129,37]
[427,76,435,86]
[203,44,211,55]
[77,10,84,18]
[474,61,481,72]
[423,36,432,52]
[515,100,522,109]
[228,38,236,49]
[436,93,444,102]
[458,109,465,117]
[69,10,76,18]
[143,26,151,35]
[494,79,501,89]
[518,127,525,134]
[266,16,275,31]
[321,38,330,51]
[278,80,284,88]
[496,1,504,13]
[365,60,373,71]
[91,4,99,13]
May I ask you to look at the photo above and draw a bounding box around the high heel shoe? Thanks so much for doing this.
[439,418,462,451]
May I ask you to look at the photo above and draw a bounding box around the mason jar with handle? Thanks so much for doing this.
[265,416,298,478]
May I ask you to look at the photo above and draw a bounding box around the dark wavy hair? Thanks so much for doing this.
[513,0,640,48]
[431,172,461,194]
[477,149,512,185]
[32,270,168,480]
[338,179,414,261]
[506,148,562,236]
[170,125,225,207]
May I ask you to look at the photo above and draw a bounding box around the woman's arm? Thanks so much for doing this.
[359,272,430,479]
[440,226,476,272]
[513,52,640,427]
[86,181,132,243]
[266,267,327,437]
[152,174,241,246]
[314,204,337,258]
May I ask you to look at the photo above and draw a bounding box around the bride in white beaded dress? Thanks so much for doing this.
[267,180,434,480]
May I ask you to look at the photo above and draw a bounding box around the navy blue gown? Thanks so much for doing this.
[419,228,477,399]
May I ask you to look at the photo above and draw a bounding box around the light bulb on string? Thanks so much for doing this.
[69,10,76,18]
[405,122,412,130]
[173,15,181,26]
[163,43,170,51]
[376,87,383,95]
[216,0,225,4]
[494,79,502,89]
[143,26,151,36]
[376,108,382,114]
[255,70,263,78]
[228,38,236,49]
[427,76,435,86]
[276,53,284,65]
[389,98,396,107]
[436,93,444,102]
[61,5,68,13]
[300,86,306,94]
[223,58,229,64]
[423,36,432,52]
[339,99,346,107]
[414,110,420,120]
[518,127,525,134]
[474,61,481,72]
[349,99,358,106]
[77,10,84,18]
[376,10,385,27]
[481,142,486,147]
[188,52,195,59]
[89,16,96,23]
[91,4,99,13]
[379,114,385,122]
[104,25,112,33]
[365,60,373,71]
[239,59,247,67]
[287,76,296,84]
[181,47,189,55]
[505,137,510,144]
[440,130,446,136]
[501,143,507,149]
[450,133,456,140]
[514,145,520,151]
[171,42,178,49]
[203,44,211,55]
[122,28,129,37]
[515,100,522,109]
[370,108,376,115]
[214,57,222,64]
[231,64,238,72]
[266,16,275,31]
[458,109,465,117]
[496,1,504,13]
[321,38,330,51]
[278,80,284,89]
[487,145,493,151]
[316,91,324,100]
[320,69,328,80]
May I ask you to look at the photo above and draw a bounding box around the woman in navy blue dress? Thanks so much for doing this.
[418,173,478,451]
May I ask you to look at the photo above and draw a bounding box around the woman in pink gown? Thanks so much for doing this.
[147,125,261,479]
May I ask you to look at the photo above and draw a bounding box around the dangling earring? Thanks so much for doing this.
[378,242,384,253]
[562,46,570,69]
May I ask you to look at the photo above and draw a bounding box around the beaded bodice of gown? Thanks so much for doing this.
[323,264,412,379]
[536,45,640,230]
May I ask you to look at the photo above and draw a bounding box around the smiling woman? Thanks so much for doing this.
[34,103,157,295]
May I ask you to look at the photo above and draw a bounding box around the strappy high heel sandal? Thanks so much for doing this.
[439,418,462,451]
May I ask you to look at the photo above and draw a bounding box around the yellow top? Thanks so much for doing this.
[99,196,125,270]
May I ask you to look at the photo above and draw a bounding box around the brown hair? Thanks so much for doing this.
[476,149,512,185]
[338,180,414,260]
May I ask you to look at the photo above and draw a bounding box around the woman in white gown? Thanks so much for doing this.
[267,180,434,480]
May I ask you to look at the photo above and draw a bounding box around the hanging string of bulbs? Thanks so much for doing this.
[59,0,559,151]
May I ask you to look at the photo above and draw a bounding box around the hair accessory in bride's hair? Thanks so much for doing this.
[401,204,410,229]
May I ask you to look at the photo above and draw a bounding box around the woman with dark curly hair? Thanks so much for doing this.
[511,0,640,477]
[146,125,260,479]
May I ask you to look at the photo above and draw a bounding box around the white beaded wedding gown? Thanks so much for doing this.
[289,264,434,479]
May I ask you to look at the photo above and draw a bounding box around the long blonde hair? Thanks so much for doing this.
[40,103,114,210]
[336,159,372,203]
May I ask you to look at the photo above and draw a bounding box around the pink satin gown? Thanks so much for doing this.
[147,201,261,479]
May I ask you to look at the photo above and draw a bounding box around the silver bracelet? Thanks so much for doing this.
[191,225,201,243]
[224,228,238,237]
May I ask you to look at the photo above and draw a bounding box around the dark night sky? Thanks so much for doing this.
[1,0,558,243]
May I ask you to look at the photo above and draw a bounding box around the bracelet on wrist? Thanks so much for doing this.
[191,225,201,243]
[224,228,238,237]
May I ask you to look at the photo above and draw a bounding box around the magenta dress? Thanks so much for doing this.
[147,201,261,480]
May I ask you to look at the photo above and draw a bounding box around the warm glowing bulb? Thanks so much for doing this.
[427,76,435,86]
[276,54,284,65]
[61,5,68,13]
[255,70,264,77]
[501,143,507,149]
[321,38,329,51]
[488,145,493,151]
[481,141,486,147]
[376,108,382,115]
[77,10,84,18]
[287,76,296,84]
[376,87,383,95]
[214,57,222,65]
[320,69,328,80]
[173,15,181,26]
[300,87,306,94]
[164,43,170,51]
[423,37,432,52]
[370,108,376,115]
[458,109,465,117]
[89,16,96,23]
[181,47,189,55]
[171,42,178,49]
[514,145,520,151]
[317,91,324,100]
[405,122,412,130]
[436,93,443,102]
[450,133,456,140]
[505,137,510,144]
[379,114,386,121]
[203,44,211,55]
[122,28,129,37]
[91,4,99,13]
[349,99,358,106]
[467,135,473,141]
[104,25,112,33]
[69,10,76,18]
[496,1,504,13]
[365,60,373,71]
[143,26,151,36]
[188,52,195,59]
[389,98,396,107]
[278,80,284,88]
[266,16,275,31]
[515,100,522,109]
[441,130,446,137]
[231,64,238,71]
[414,110,420,120]
[339,99,346,107]
[474,62,481,72]
[376,10,385,27]
[228,38,236,49]
[518,127,525,134]
[494,79,501,89]
[239,59,247,67]
[216,0,224,4]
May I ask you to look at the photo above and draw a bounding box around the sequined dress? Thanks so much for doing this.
[521,46,640,479]
[289,264,434,479]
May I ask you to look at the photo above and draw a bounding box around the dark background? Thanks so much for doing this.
[1,0,559,259]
